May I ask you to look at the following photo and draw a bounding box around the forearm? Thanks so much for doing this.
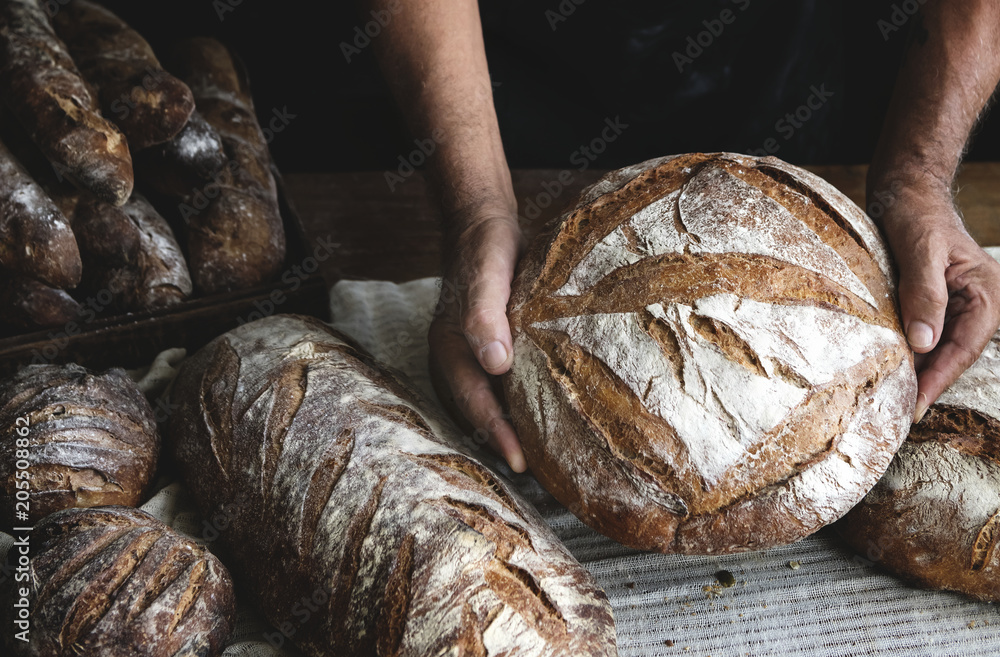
[365,0,515,224]
[869,0,1000,198]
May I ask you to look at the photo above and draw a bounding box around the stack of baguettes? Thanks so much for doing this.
[0,0,286,335]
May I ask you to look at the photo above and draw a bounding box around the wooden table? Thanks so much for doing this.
[286,164,1000,283]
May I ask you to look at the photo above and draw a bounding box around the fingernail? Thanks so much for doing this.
[907,321,934,350]
[508,449,527,474]
[913,393,929,424]
[481,341,509,370]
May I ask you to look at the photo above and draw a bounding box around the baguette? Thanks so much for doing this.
[135,109,227,198]
[168,314,617,657]
[166,38,285,294]
[0,137,81,288]
[75,193,192,312]
[1,506,235,657]
[73,195,142,268]
[0,272,82,332]
[0,0,133,205]
[51,0,195,149]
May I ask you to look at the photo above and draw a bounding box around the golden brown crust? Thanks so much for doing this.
[0,0,133,205]
[838,332,1000,601]
[0,364,160,530]
[505,153,915,554]
[0,506,235,656]
[50,0,195,150]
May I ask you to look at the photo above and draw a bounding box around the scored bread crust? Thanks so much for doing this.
[0,506,235,657]
[167,314,617,657]
[166,38,286,295]
[0,364,160,529]
[504,153,916,554]
[50,0,195,150]
[0,0,133,205]
[839,331,1000,601]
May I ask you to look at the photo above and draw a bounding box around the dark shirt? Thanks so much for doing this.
[93,1,999,172]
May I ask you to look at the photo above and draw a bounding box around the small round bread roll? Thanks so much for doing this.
[0,364,159,529]
[504,153,916,554]
[839,331,1000,600]
[1,506,235,656]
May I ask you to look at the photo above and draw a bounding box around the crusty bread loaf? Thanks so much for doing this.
[0,273,82,332]
[0,364,159,529]
[75,193,192,312]
[838,329,1000,601]
[135,110,228,199]
[168,314,617,657]
[166,38,285,294]
[51,0,195,150]
[1,505,235,656]
[504,153,916,554]
[0,138,81,289]
[73,196,142,268]
[0,0,133,205]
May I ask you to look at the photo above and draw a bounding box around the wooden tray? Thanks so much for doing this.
[0,166,331,378]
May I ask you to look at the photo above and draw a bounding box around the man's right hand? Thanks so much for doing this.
[429,210,527,473]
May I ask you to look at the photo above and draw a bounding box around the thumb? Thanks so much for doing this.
[896,255,949,354]
[455,217,521,375]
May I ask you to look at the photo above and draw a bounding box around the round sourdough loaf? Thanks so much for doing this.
[1,506,235,656]
[839,330,1000,600]
[0,364,159,529]
[504,152,917,554]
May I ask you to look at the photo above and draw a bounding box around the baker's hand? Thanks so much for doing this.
[429,210,527,472]
[877,183,1000,422]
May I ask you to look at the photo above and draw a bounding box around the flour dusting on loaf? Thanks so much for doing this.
[505,152,915,554]
[168,315,617,656]
[838,329,1000,600]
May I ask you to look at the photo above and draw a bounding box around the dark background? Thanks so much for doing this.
[97,0,1000,174]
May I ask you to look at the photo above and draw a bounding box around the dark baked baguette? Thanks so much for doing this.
[73,195,142,268]
[167,314,617,657]
[0,0,133,205]
[0,137,81,288]
[1,505,235,657]
[166,38,285,294]
[0,272,82,331]
[51,0,195,150]
[135,109,228,199]
[75,193,192,312]
[0,363,159,529]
